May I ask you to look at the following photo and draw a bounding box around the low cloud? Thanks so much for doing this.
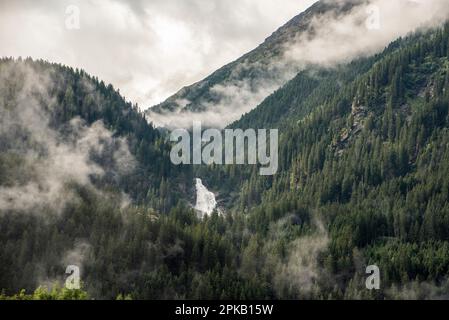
[63,240,92,273]
[387,279,449,300]
[147,71,286,128]
[284,0,449,67]
[149,0,449,129]
[0,61,135,215]
[0,0,317,109]
[272,219,329,298]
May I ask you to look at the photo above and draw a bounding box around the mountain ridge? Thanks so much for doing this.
[146,0,362,128]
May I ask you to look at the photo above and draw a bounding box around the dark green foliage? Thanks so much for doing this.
[201,23,449,299]
[3,23,449,300]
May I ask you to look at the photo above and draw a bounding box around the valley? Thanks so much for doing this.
[2,0,449,301]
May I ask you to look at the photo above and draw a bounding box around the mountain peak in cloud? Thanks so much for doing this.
[146,0,449,129]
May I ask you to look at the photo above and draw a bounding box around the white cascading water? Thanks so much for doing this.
[194,178,217,218]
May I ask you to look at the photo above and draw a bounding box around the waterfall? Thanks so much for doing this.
[194,178,217,218]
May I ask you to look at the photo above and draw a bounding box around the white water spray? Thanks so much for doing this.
[194,178,217,218]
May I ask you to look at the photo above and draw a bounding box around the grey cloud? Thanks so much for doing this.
[149,0,449,129]
[272,218,329,298]
[63,240,92,272]
[284,0,449,68]
[0,0,317,109]
[0,61,135,214]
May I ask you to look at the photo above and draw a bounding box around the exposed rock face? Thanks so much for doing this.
[333,99,369,156]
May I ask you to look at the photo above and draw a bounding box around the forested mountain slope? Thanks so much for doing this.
[0,58,205,298]
[146,0,362,128]
[0,58,189,210]
[3,21,449,300]
[199,23,449,299]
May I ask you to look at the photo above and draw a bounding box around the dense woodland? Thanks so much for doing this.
[2,22,449,300]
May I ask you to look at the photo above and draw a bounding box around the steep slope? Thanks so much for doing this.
[0,58,189,213]
[2,23,449,300]
[0,59,254,299]
[200,23,449,298]
[146,0,362,128]
[146,0,449,129]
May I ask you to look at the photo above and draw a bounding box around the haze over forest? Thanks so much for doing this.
[2,0,449,300]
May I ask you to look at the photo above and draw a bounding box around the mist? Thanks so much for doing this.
[0,0,318,109]
[148,0,449,129]
[0,61,135,215]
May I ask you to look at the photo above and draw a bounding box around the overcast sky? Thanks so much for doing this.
[0,0,317,109]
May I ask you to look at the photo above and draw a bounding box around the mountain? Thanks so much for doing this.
[0,57,190,211]
[0,58,269,300]
[147,0,449,129]
[200,22,449,298]
[3,2,449,301]
[146,0,362,128]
